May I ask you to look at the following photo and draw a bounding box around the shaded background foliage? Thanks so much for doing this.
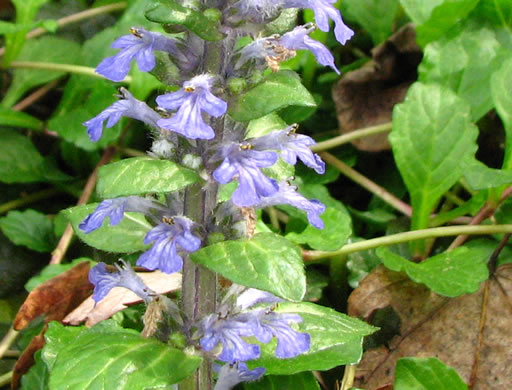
[0,0,512,389]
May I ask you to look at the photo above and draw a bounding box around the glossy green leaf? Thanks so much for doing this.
[20,350,49,390]
[2,36,82,107]
[286,208,352,251]
[25,258,92,292]
[0,107,43,130]
[190,233,306,302]
[399,0,444,23]
[414,0,479,46]
[377,246,489,297]
[43,321,201,390]
[64,204,151,253]
[473,0,512,30]
[491,57,512,171]
[343,0,399,44]
[145,0,223,41]
[418,26,507,120]
[97,157,200,198]
[262,159,295,183]
[250,302,377,374]
[462,158,512,190]
[390,83,478,233]
[0,209,56,252]
[394,357,468,390]
[244,372,320,390]
[229,71,316,122]
[246,113,288,138]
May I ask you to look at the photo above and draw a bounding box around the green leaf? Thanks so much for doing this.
[2,36,82,107]
[244,372,320,390]
[286,208,352,251]
[250,302,377,374]
[418,26,507,120]
[473,0,512,30]
[462,158,512,190]
[343,0,399,44]
[262,159,295,183]
[43,321,201,390]
[3,0,51,65]
[415,0,480,46]
[246,113,288,138]
[399,0,444,24]
[0,129,46,183]
[64,204,151,253]
[491,56,512,171]
[20,350,49,390]
[190,233,306,302]
[376,246,489,297]
[25,258,92,292]
[145,0,223,41]
[49,108,122,152]
[97,157,200,198]
[394,357,468,390]
[229,71,316,122]
[390,83,478,234]
[0,107,43,130]
[0,209,56,252]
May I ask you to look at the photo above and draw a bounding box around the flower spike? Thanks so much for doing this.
[137,216,201,274]
[83,87,161,142]
[89,260,155,303]
[96,27,183,82]
[156,74,227,140]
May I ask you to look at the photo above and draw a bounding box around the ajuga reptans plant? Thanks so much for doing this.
[75,1,375,389]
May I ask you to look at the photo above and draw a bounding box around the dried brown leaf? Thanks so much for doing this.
[11,331,45,390]
[13,262,92,330]
[348,264,512,390]
[332,24,422,151]
[63,271,182,326]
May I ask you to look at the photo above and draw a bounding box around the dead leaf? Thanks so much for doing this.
[13,262,92,330]
[11,331,45,390]
[332,24,422,152]
[63,271,182,326]
[348,264,512,389]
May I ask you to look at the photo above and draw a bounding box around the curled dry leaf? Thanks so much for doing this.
[11,332,45,390]
[64,271,182,326]
[332,24,422,152]
[13,261,92,330]
[348,264,512,390]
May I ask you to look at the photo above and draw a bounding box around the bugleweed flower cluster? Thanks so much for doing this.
[79,1,354,389]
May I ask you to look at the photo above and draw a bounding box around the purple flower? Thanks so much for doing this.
[156,74,227,140]
[282,0,354,45]
[212,143,279,207]
[256,181,326,229]
[83,87,161,142]
[79,196,157,233]
[214,362,265,390]
[252,124,325,174]
[280,25,340,74]
[236,288,284,310]
[252,311,311,358]
[96,27,182,82]
[137,216,201,274]
[200,313,262,362]
[89,260,154,303]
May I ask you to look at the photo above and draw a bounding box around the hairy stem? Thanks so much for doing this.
[7,61,132,82]
[311,122,391,152]
[320,151,412,216]
[180,20,235,390]
[303,224,512,261]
